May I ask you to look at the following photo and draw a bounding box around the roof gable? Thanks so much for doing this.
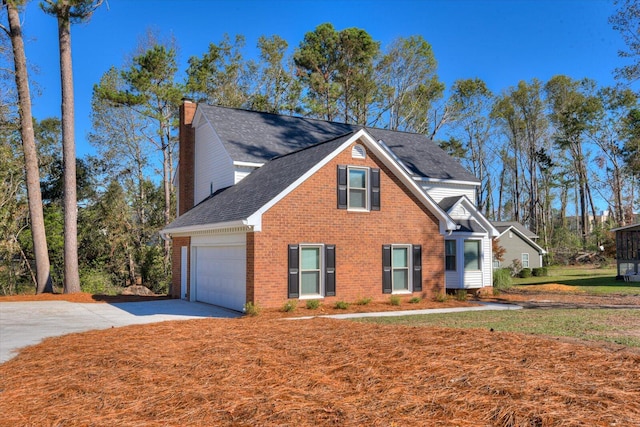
[493,221,538,239]
[195,104,479,184]
[438,195,499,237]
[163,129,457,235]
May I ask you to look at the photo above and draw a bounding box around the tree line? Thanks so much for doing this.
[0,1,639,294]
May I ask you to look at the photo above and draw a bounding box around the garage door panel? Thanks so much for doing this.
[195,246,246,311]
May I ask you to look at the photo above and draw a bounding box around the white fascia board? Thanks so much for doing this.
[247,129,457,234]
[451,196,499,237]
[233,160,265,168]
[361,131,457,233]
[160,220,250,238]
[413,176,481,187]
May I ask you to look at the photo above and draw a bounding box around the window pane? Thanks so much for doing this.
[522,253,529,268]
[393,247,407,267]
[464,240,480,270]
[349,169,366,188]
[349,189,366,208]
[393,269,408,291]
[445,240,456,256]
[301,271,320,295]
[300,247,319,269]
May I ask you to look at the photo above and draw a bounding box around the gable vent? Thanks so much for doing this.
[352,144,366,159]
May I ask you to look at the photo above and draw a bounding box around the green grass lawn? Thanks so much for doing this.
[512,266,640,295]
[356,308,640,347]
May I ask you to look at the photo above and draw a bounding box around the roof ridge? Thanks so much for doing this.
[200,104,431,140]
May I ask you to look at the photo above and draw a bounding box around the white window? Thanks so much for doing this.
[521,253,530,268]
[300,245,323,297]
[392,245,411,292]
[464,240,481,271]
[348,167,368,210]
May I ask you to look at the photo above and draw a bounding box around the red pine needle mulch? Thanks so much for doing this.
[1,313,640,426]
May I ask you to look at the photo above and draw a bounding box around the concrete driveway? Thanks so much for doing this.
[0,300,240,363]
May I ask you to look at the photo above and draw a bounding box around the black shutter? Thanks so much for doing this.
[382,245,392,294]
[337,165,347,209]
[288,245,299,298]
[370,168,380,211]
[412,245,422,292]
[325,245,336,296]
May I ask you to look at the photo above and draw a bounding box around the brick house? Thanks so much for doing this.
[161,101,497,311]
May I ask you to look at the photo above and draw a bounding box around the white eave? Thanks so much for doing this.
[413,176,481,187]
[160,220,252,239]
[233,160,264,168]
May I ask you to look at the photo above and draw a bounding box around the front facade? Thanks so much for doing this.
[612,223,640,279]
[163,101,495,311]
[492,221,546,270]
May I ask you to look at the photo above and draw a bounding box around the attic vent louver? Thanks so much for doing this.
[352,144,366,159]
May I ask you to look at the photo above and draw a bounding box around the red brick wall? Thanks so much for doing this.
[251,141,444,308]
[178,100,196,216]
[170,236,191,299]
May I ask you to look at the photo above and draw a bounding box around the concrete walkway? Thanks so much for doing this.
[0,300,240,363]
[285,301,522,320]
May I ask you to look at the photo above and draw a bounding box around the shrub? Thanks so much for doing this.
[356,297,372,305]
[455,290,467,301]
[334,300,350,309]
[389,295,401,306]
[493,268,512,291]
[532,267,548,277]
[281,300,297,312]
[520,268,532,278]
[509,259,523,277]
[243,302,260,316]
[80,268,119,295]
[409,296,421,304]
[434,291,449,302]
[305,299,320,310]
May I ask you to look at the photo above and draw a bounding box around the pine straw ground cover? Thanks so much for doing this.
[1,316,640,426]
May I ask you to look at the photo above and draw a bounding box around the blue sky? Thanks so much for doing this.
[18,0,627,158]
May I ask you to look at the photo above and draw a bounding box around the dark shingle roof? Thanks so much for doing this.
[492,221,538,239]
[198,105,478,182]
[438,196,464,213]
[165,133,354,230]
[455,219,486,233]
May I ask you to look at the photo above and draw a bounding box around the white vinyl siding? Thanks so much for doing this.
[194,122,234,205]
[234,165,258,184]
[420,182,476,204]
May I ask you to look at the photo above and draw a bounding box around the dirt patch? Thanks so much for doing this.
[1,317,639,426]
[516,283,585,293]
[485,289,640,309]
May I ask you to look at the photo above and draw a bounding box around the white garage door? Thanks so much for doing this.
[194,245,246,311]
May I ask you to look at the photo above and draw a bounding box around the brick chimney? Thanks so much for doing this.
[178,99,196,216]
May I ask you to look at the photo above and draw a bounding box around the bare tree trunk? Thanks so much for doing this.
[5,1,53,293]
[57,5,81,293]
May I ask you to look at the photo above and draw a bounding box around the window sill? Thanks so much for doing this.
[347,208,370,213]
[391,290,412,295]
[299,294,324,300]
